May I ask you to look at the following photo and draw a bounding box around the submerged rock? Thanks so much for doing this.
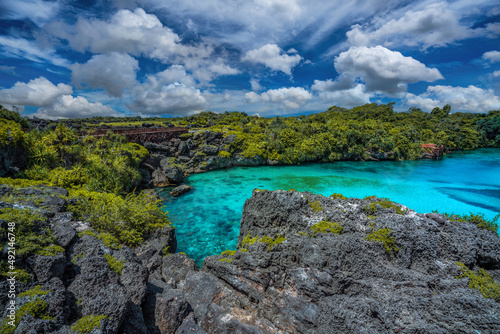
[170,184,193,197]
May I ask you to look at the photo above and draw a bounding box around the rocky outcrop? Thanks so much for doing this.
[202,190,500,333]
[2,186,499,334]
[170,185,193,197]
[141,130,272,186]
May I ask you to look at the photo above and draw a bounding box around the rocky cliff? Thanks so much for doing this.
[1,187,499,333]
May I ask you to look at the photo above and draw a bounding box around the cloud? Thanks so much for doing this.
[483,50,500,63]
[333,46,443,95]
[44,8,237,82]
[0,35,69,67]
[0,77,72,107]
[245,87,312,109]
[0,66,18,76]
[71,53,139,97]
[124,0,394,52]
[128,70,207,115]
[493,70,500,77]
[151,65,197,87]
[32,95,121,119]
[242,44,302,75]
[250,78,263,91]
[406,85,500,113]
[312,82,372,108]
[1,0,60,26]
[346,2,475,49]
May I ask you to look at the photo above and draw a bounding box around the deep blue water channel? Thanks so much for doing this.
[160,148,500,266]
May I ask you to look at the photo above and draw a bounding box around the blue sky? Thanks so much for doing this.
[0,0,499,119]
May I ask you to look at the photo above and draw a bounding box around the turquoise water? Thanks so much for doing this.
[160,148,500,265]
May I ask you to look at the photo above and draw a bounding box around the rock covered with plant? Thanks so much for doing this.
[202,190,500,333]
[1,179,500,333]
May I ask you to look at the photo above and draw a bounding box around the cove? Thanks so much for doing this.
[160,148,500,266]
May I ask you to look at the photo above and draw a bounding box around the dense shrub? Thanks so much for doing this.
[68,189,170,246]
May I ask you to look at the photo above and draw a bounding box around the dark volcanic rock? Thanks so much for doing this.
[201,145,218,155]
[68,256,129,333]
[161,253,197,289]
[170,184,193,197]
[154,288,191,333]
[202,190,500,334]
[26,253,67,283]
[160,158,185,184]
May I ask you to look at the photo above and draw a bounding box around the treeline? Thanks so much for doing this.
[179,103,500,162]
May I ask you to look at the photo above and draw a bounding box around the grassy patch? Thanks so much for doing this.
[309,200,323,212]
[104,254,124,275]
[456,262,500,299]
[436,211,499,233]
[70,315,107,334]
[310,221,343,237]
[330,193,347,200]
[365,225,400,256]
[365,200,406,215]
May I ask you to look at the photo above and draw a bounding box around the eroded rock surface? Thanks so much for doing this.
[1,188,499,333]
[202,190,500,334]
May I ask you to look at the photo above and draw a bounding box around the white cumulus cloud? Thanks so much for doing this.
[242,44,302,75]
[71,53,139,97]
[32,95,120,120]
[345,1,498,49]
[483,50,500,63]
[245,87,312,109]
[128,70,207,115]
[312,82,373,108]
[0,77,72,107]
[405,85,500,113]
[333,46,443,95]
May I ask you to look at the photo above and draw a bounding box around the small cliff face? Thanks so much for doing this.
[203,190,500,333]
[1,188,499,334]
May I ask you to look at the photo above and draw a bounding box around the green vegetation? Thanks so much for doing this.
[218,150,231,158]
[18,285,50,298]
[309,200,323,212]
[0,208,58,259]
[240,233,286,251]
[0,296,53,334]
[456,262,500,299]
[37,245,65,256]
[160,104,500,164]
[434,211,500,233]
[162,246,171,258]
[365,199,406,215]
[70,315,108,334]
[219,249,237,262]
[310,221,343,237]
[104,254,124,275]
[241,234,259,247]
[68,189,169,247]
[330,193,347,200]
[365,225,400,256]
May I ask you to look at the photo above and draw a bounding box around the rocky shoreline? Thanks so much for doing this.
[1,185,499,333]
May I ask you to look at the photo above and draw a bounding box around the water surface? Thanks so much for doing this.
[160,149,500,265]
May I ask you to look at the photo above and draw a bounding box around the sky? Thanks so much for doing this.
[0,0,499,119]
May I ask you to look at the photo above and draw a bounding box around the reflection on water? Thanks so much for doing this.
[161,148,500,266]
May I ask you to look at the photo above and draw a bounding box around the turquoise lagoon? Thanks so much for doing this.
[161,148,500,265]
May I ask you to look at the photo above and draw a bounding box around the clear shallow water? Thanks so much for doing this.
[160,148,500,265]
